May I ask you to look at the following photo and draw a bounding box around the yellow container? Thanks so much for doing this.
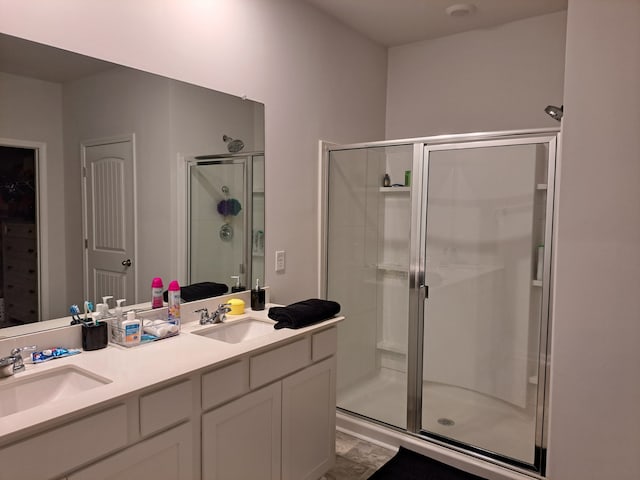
[228,298,245,315]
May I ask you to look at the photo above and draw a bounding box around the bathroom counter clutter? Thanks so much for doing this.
[0,303,343,480]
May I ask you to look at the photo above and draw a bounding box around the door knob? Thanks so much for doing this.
[122,259,132,267]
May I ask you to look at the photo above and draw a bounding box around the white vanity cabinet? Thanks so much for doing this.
[201,327,338,480]
[0,322,340,480]
[202,382,282,479]
[68,422,193,480]
[0,404,129,480]
[282,356,336,480]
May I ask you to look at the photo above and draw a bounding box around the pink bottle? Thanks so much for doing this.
[167,280,181,324]
[151,277,164,309]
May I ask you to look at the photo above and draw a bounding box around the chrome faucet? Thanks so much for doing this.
[0,345,36,377]
[195,303,232,325]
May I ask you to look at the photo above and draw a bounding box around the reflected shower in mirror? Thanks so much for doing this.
[0,33,265,335]
[187,152,265,291]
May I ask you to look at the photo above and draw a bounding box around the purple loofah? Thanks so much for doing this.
[217,198,242,216]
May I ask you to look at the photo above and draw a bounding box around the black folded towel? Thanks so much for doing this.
[163,282,229,303]
[268,299,341,330]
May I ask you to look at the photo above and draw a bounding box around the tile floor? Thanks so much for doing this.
[324,430,396,480]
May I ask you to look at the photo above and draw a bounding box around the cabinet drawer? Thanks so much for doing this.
[312,327,337,362]
[250,338,310,389]
[2,236,36,259]
[3,223,36,238]
[0,404,127,479]
[202,358,249,411]
[4,257,38,279]
[140,379,192,437]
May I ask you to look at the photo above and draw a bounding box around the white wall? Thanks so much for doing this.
[0,0,388,305]
[0,72,67,319]
[547,1,640,479]
[386,11,567,139]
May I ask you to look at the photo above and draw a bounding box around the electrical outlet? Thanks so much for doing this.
[275,250,285,272]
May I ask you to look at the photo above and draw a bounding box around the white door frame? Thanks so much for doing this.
[0,137,48,321]
[80,134,138,303]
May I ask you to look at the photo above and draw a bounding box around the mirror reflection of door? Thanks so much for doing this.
[82,137,135,303]
[0,145,38,327]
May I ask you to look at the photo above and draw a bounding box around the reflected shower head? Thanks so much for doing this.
[544,105,563,121]
[223,134,245,153]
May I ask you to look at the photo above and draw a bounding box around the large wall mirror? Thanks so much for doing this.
[0,33,265,336]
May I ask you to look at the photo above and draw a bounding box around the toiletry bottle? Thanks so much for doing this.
[167,280,181,325]
[251,278,265,311]
[113,299,126,342]
[94,303,106,323]
[102,295,113,313]
[383,173,391,187]
[151,277,164,308]
[122,310,141,346]
[231,275,246,293]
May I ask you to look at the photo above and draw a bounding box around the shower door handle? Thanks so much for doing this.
[419,284,428,300]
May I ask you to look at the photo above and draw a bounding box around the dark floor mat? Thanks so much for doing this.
[368,447,488,480]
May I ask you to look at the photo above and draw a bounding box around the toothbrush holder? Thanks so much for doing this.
[81,322,109,351]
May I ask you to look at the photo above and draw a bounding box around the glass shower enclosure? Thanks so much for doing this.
[187,152,265,290]
[321,130,557,474]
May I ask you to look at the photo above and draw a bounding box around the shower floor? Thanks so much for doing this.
[337,367,537,464]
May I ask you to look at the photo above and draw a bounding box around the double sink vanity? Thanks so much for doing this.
[0,292,342,480]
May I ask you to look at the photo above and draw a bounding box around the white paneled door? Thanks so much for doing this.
[82,137,136,303]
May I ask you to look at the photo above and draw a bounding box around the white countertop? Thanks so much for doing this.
[0,305,343,445]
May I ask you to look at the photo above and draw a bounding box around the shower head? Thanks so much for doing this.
[544,104,563,121]
[223,134,245,153]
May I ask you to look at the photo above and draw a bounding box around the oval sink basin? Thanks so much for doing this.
[0,365,112,418]
[192,318,275,344]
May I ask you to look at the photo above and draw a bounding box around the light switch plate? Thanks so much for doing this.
[275,250,285,272]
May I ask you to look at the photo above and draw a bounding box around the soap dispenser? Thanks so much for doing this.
[112,299,126,342]
[122,310,141,346]
[231,275,246,293]
[251,279,265,311]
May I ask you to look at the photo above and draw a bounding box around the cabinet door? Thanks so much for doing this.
[281,356,337,480]
[68,423,193,480]
[202,382,281,480]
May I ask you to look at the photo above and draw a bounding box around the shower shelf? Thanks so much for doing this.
[532,280,543,287]
[377,263,408,273]
[536,184,548,190]
[379,186,410,193]
[376,340,407,355]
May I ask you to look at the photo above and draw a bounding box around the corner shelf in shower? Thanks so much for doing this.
[532,280,543,287]
[536,184,548,190]
[377,263,408,273]
[376,340,407,355]
[379,186,410,193]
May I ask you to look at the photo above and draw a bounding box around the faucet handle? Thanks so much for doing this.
[10,345,36,373]
[10,345,36,356]
[195,308,211,323]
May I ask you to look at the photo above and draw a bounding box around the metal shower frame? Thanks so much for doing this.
[319,127,560,475]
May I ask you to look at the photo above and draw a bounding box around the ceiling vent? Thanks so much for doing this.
[445,3,477,18]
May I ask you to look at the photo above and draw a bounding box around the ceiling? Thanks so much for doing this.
[303,0,568,47]
[0,1,569,83]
